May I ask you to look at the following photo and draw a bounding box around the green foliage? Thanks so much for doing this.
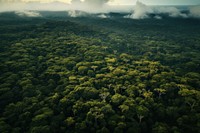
[0,14,200,133]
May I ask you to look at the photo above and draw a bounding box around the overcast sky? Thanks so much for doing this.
[110,0,200,5]
[1,0,200,5]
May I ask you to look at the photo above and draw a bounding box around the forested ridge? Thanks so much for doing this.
[0,14,200,133]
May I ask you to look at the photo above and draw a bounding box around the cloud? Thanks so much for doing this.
[97,14,109,18]
[154,15,162,19]
[0,2,26,12]
[0,0,113,13]
[154,6,188,18]
[0,0,200,20]
[189,6,200,18]
[0,0,70,3]
[26,1,69,11]
[70,0,81,4]
[0,0,20,2]
[124,1,153,19]
[67,10,88,17]
[70,0,111,13]
[15,10,42,17]
[125,1,196,19]
[67,11,110,18]
[127,1,153,19]
[0,1,69,12]
[83,0,109,7]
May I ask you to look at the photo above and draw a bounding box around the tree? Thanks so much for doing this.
[152,122,169,133]
[78,66,88,75]
[31,107,53,126]
[154,88,166,98]
[0,118,11,133]
[178,87,200,111]
[30,126,50,133]
[136,105,149,123]
[111,94,126,106]
[65,117,75,127]
[99,92,110,102]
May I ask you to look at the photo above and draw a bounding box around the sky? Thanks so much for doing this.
[0,0,200,19]
[110,0,200,5]
[0,0,200,13]
[0,0,200,5]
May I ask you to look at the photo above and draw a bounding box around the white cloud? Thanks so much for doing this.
[0,0,200,20]
[154,15,162,19]
[124,1,153,19]
[15,10,41,17]
[125,1,198,19]
[155,6,188,18]
[67,10,88,17]
[97,14,109,18]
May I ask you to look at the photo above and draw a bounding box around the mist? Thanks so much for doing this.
[125,1,200,19]
[67,10,89,17]
[0,0,200,19]
[15,10,42,17]
[124,1,153,19]
[97,14,109,18]
[189,6,200,18]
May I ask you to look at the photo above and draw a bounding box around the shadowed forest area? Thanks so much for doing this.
[0,12,200,133]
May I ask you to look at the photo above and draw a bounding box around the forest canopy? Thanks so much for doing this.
[0,12,200,133]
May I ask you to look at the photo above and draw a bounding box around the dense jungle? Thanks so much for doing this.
[0,11,200,133]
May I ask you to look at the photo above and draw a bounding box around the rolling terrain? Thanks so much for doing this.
[0,11,200,133]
